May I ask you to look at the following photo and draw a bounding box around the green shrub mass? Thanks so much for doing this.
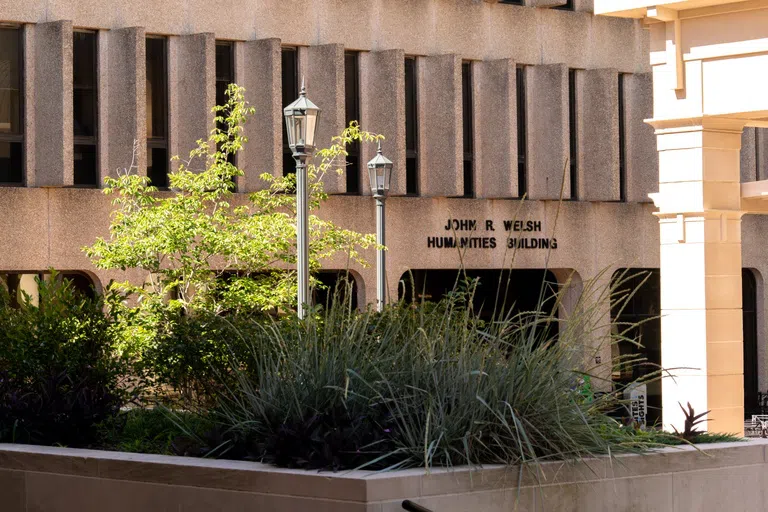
[192,286,652,470]
[0,274,127,446]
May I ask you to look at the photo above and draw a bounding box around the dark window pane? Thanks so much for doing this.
[215,41,236,172]
[516,66,527,197]
[462,62,473,197]
[405,58,417,153]
[405,57,418,195]
[346,155,359,194]
[148,146,168,188]
[146,38,167,139]
[0,141,22,183]
[282,48,298,177]
[215,41,234,109]
[463,159,474,198]
[618,73,627,202]
[554,0,574,9]
[0,27,22,135]
[73,32,97,138]
[73,89,96,137]
[499,0,524,3]
[74,144,98,186]
[345,52,360,194]
[568,68,578,200]
[406,157,418,195]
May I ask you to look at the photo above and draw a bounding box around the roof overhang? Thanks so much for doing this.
[595,0,752,19]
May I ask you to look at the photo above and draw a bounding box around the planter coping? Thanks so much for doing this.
[1,439,767,503]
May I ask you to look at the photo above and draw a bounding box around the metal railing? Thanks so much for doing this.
[402,500,433,512]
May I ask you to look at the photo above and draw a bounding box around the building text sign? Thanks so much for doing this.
[427,218,558,250]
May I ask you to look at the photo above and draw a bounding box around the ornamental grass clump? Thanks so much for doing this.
[206,274,645,471]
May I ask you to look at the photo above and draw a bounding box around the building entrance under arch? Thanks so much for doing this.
[398,268,559,336]
[611,268,759,424]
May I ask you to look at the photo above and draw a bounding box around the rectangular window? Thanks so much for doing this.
[516,65,527,198]
[146,36,168,188]
[568,68,578,200]
[0,26,23,185]
[73,30,98,187]
[462,61,474,198]
[405,56,418,195]
[344,51,360,194]
[281,47,298,177]
[618,73,627,202]
[215,41,236,176]
[554,0,575,10]
[499,0,525,4]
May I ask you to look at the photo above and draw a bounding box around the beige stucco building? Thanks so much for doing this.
[1,0,767,430]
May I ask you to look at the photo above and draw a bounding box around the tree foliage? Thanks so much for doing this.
[85,84,380,323]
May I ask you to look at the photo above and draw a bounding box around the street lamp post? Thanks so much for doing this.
[367,142,393,312]
[283,82,321,319]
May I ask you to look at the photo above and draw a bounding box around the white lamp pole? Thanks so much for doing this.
[367,142,393,312]
[283,81,321,319]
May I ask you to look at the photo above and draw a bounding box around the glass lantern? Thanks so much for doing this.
[367,142,393,197]
[283,83,321,154]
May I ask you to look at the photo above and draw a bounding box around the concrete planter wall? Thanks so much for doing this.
[1,440,767,511]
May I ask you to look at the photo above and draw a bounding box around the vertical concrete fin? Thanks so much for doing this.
[302,43,346,194]
[475,58,517,199]
[578,68,619,201]
[169,33,215,170]
[624,72,657,202]
[421,54,462,198]
[740,128,757,183]
[34,20,73,187]
[527,63,569,200]
[237,38,282,192]
[360,49,405,196]
[106,27,146,178]
[23,24,35,186]
[755,128,768,181]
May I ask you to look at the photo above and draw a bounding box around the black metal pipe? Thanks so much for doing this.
[402,500,433,512]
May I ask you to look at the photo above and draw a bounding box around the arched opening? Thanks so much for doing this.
[314,270,359,311]
[397,268,559,335]
[60,271,98,300]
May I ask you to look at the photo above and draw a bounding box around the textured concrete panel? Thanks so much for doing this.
[421,54,462,198]
[169,33,215,169]
[526,64,569,200]
[0,1,649,73]
[624,72,657,202]
[577,68,619,201]
[756,128,768,181]
[360,49,405,196]
[741,128,757,183]
[34,20,73,187]
[474,59,517,199]
[23,25,36,186]
[302,44,346,194]
[106,27,146,178]
[237,38,281,192]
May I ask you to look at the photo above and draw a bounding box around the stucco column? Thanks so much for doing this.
[651,119,745,435]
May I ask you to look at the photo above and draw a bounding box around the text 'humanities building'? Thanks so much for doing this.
[2,0,768,422]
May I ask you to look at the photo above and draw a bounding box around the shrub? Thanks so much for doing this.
[0,273,126,446]
[201,279,647,471]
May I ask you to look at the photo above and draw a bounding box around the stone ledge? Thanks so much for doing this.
[1,439,767,511]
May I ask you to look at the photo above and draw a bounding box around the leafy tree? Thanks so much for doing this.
[85,84,380,339]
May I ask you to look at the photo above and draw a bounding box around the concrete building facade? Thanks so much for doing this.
[2,0,768,427]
